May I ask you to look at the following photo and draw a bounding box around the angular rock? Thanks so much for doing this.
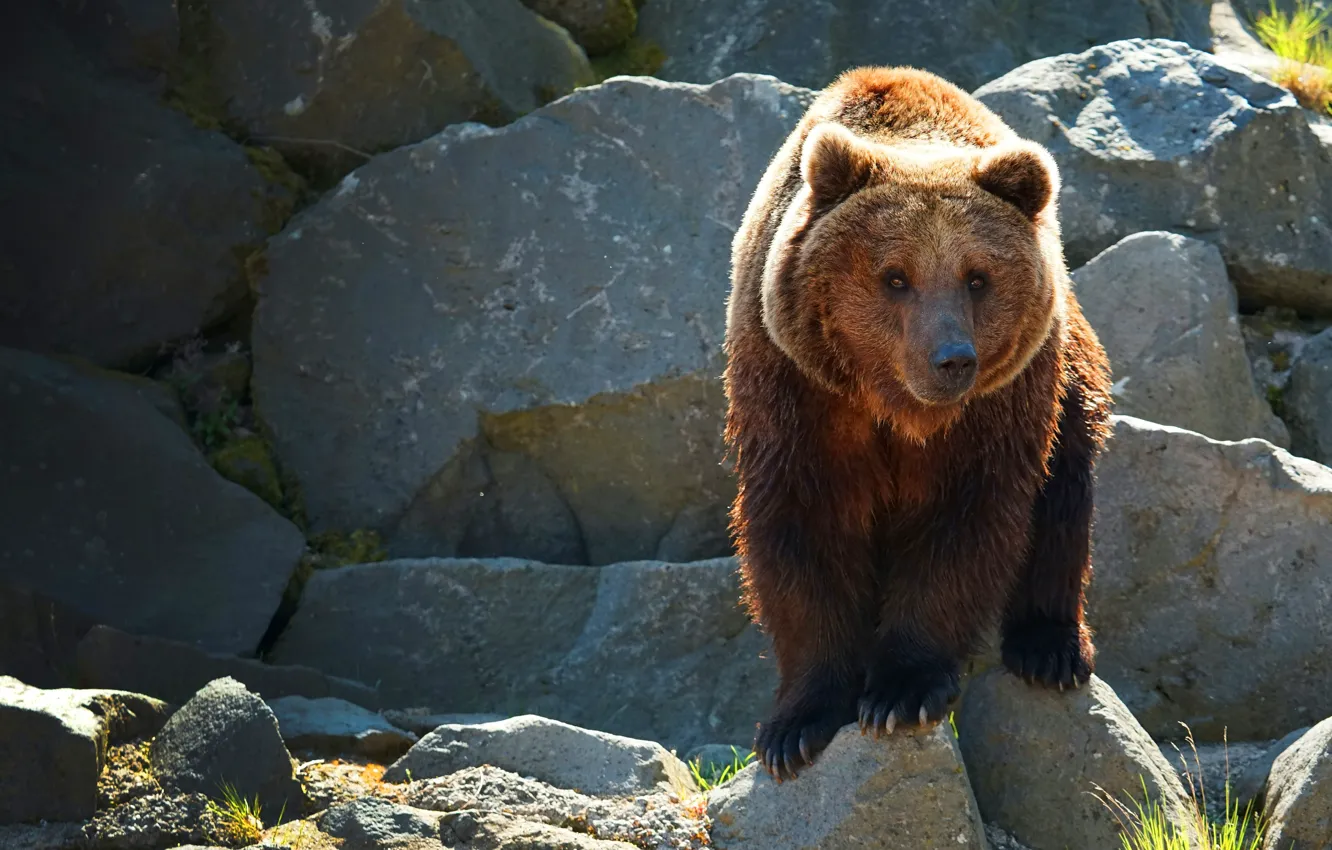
[1287,328,1332,465]
[1073,231,1288,444]
[74,625,379,710]
[975,39,1332,315]
[522,0,637,54]
[957,671,1198,850]
[0,348,305,655]
[407,765,704,848]
[252,75,815,564]
[0,677,169,824]
[1088,416,1332,740]
[317,797,443,849]
[639,0,1210,93]
[0,581,97,690]
[269,557,774,753]
[187,0,593,179]
[1261,717,1332,850]
[269,696,416,760]
[707,724,985,850]
[384,715,693,796]
[149,678,304,816]
[0,6,296,369]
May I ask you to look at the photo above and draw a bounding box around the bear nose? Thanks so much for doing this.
[931,341,977,377]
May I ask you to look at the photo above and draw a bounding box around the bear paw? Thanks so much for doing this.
[1002,617,1094,690]
[857,661,960,737]
[754,697,855,783]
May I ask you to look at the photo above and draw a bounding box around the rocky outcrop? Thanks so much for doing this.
[976,39,1332,315]
[638,0,1210,92]
[0,348,304,655]
[0,677,168,824]
[708,724,986,850]
[269,557,774,753]
[957,671,1198,850]
[269,696,417,760]
[1260,718,1332,850]
[1073,231,1288,444]
[73,625,379,710]
[0,5,297,369]
[183,0,594,179]
[1088,416,1332,741]
[252,74,815,565]
[1287,328,1332,465]
[385,715,692,795]
[149,678,305,816]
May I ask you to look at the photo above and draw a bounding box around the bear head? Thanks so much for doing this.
[760,121,1067,442]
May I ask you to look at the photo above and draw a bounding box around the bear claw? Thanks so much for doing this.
[858,662,959,738]
[754,700,854,782]
[1002,618,1094,690]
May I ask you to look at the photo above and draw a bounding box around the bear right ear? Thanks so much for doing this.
[800,123,877,208]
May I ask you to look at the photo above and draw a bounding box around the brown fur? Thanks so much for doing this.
[723,67,1113,780]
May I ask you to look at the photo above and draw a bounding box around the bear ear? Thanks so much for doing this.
[973,141,1060,220]
[800,123,877,208]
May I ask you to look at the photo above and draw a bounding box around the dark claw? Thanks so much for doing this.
[1003,618,1094,691]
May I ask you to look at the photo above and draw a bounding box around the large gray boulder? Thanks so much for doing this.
[957,671,1198,850]
[638,0,1210,93]
[252,74,814,566]
[0,349,304,655]
[268,557,774,753]
[1073,231,1288,444]
[707,724,986,850]
[976,39,1332,315]
[1088,416,1332,741]
[1287,328,1332,465]
[383,715,693,795]
[150,678,304,817]
[185,0,593,179]
[1260,717,1332,850]
[0,5,296,369]
[0,677,169,824]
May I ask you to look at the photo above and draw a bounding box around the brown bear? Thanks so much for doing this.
[723,66,1113,781]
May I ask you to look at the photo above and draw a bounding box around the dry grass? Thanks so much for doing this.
[1253,0,1332,113]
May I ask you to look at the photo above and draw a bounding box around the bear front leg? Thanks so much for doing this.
[736,485,876,781]
[1002,382,1101,690]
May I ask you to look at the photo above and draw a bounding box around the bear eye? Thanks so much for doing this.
[967,272,989,292]
[883,270,909,291]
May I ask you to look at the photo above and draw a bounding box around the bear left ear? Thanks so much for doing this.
[800,123,878,208]
[973,141,1060,220]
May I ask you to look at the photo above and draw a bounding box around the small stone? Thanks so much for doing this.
[384,715,694,796]
[268,696,417,760]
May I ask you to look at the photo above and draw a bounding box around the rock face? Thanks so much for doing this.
[384,715,692,795]
[74,625,380,710]
[252,74,815,565]
[0,677,168,824]
[187,0,594,179]
[1260,717,1332,850]
[1088,416,1332,741]
[1073,231,1287,444]
[976,39,1332,315]
[0,348,305,655]
[639,0,1210,93]
[522,0,637,54]
[269,696,416,760]
[149,678,304,816]
[0,581,97,690]
[1287,328,1332,465]
[707,724,986,850]
[268,557,774,753]
[0,5,296,369]
[957,671,1198,850]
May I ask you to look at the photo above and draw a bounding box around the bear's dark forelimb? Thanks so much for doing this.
[1002,373,1104,689]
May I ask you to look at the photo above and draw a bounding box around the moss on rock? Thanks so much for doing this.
[210,436,284,510]
[590,36,666,81]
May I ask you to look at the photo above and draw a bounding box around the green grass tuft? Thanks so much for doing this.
[206,781,283,846]
[1094,725,1282,850]
[1253,0,1332,113]
[690,746,756,791]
